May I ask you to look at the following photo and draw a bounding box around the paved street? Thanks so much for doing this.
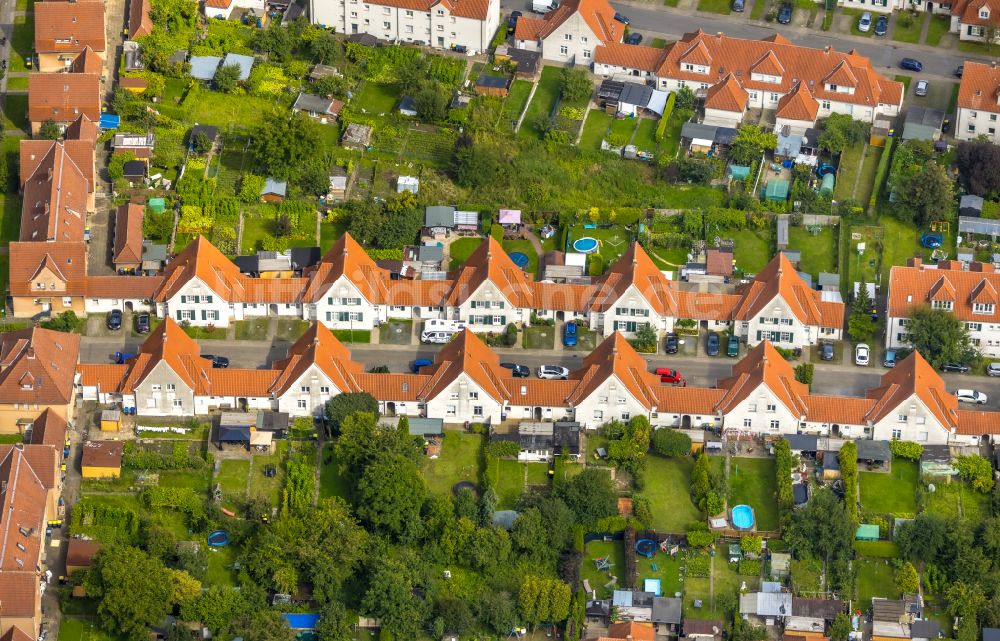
[79,335,1000,409]
[502,0,985,80]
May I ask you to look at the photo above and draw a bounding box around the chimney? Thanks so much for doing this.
[824,45,830,53]
[907,257,922,268]
[971,261,996,273]
[26,347,35,359]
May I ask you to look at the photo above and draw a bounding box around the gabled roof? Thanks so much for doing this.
[970,278,998,305]
[8,241,88,297]
[269,323,364,396]
[0,446,48,576]
[71,46,103,74]
[153,235,248,302]
[822,60,858,87]
[775,82,819,122]
[113,203,145,264]
[952,0,1000,27]
[750,50,784,77]
[64,114,99,142]
[446,236,534,308]
[704,73,748,113]
[732,253,843,328]
[30,408,68,447]
[34,1,106,54]
[20,142,89,242]
[513,15,545,41]
[927,275,956,301]
[129,0,153,38]
[716,341,809,417]
[533,0,622,43]
[1,627,35,641]
[568,332,662,410]
[888,261,1000,323]
[593,42,669,72]
[865,351,958,429]
[0,327,80,406]
[28,72,102,124]
[301,232,391,304]
[20,138,95,194]
[957,61,1000,113]
[416,329,513,403]
[120,318,211,393]
[590,243,677,316]
[679,39,712,66]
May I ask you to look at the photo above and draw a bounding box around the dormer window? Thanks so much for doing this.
[981,8,990,18]
[974,302,995,314]
[932,300,954,311]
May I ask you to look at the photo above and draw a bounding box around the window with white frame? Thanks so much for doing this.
[766,403,776,412]
[897,414,908,423]
[973,303,995,315]
[297,399,307,409]
[743,418,752,428]
[321,386,330,394]
[172,399,183,408]
[473,406,483,417]
[891,428,902,439]
[769,420,780,430]
[931,300,953,311]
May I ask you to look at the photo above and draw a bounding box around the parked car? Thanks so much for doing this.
[202,354,230,369]
[106,309,122,331]
[114,352,136,364]
[988,362,1000,377]
[941,362,970,373]
[874,14,888,35]
[956,389,988,404]
[858,11,872,32]
[706,332,720,356]
[777,3,792,23]
[726,334,740,357]
[625,32,643,45]
[614,11,630,23]
[507,10,521,31]
[819,342,834,361]
[955,64,964,78]
[537,365,570,380]
[135,313,150,334]
[883,350,897,368]
[900,57,923,72]
[411,359,432,373]
[563,321,578,347]
[665,332,679,354]
[732,0,745,11]
[501,362,530,378]
[915,79,929,97]
[655,367,683,384]
[855,343,870,366]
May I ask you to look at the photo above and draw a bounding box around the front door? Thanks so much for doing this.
[437,36,444,47]
[351,23,358,33]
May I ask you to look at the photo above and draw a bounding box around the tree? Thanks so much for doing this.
[40,310,84,333]
[895,514,947,563]
[477,591,518,635]
[361,558,427,640]
[729,124,778,165]
[896,162,954,226]
[630,323,658,353]
[839,441,858,523]
[605,416,651,473]
[311,33,340,64]
[324,392,378,435]
[818,113,870,154]
[691,451,711,506]
[355,453,427,540]
[651,429,691,457]
[895,561,919,594]
[794,362,814,386]
[956,454,995,493]
[956,141,1000,197]
[108,152,136,182]
[85,547,173,641]
[249,113,323,183]
[315,601,353,641]
[214,63,243,93]
[829,614,851,641]
[675,85,697,111]
[39,119,61,140]
[784,487,854,563]
[555,467,617,525]
[906,306,974,368]
[559,68,592,103]
[414,82,449,122]
[191,131,212,155]
[849,279,876,342]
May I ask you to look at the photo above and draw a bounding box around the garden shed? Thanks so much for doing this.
[507,47,540,78]
[292,92,344,122]
[475,74,511,97]
[682,122,718,153]
[407,417,444,437]
[221,53,254,81]
[397,175,419,193]
[342,123,373,150]
[142,241,167,273]
[261,178,287,203]
[819,450,840,480]
[960,194,984,217]
[123,160,147,184]
[856,439,890,464]
[100,409,121,432]
[902,107,944,142]
[855,524,879,541]
[920,444,955,477]
[189,55,222,81]
[81,441,124,479]
[398,96,418,116]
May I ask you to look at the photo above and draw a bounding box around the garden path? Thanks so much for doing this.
[849,143,870,200]
[515,83,539,133]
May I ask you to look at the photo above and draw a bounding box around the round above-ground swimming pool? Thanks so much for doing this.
[509,252,530,269]
[573,237,599,254]
[731,505,755,530]
[207,530,230,547]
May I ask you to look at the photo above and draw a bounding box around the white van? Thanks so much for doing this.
[421,330,457,344]
[532,0,556,12]
[423,319,467,332]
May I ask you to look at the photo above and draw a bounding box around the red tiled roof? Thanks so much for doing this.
[66,539,102,569]
[732,253,844,328]
[775,82,819,122]
[704,73,748,113]
[655,386,725,415]
[20,143,89,242]
[30,408,67,447]
[301,232,391,304]
[523,0,622,43]
[0,447,48,577]
[594,42,668,70]
[28,73,102,124]
[416,329,514,403]
[608,622,655,641]
[567,332,662,411]
[8,241,88,298]
[956,409,1000,435]
[270,323,364,396]
[113,203,144,265]
[34,1,106,54]
[76,363,129,391]
[20,139,95,194]
[0,326,80,406]
[705,248,734,276]
[590,243,678,316]
[356,372,428,402]
[204,0,233,7]
[71,46,103,74]
[957,61,1000,112]
[0,572,39,617]
[677,291,741,321]
[716,341,809,418]
[205,368,280,397]
[81,440,123,468]
[447,236,535,308]
[514,16,545,41]
[804,395,873,425]
[1,627,35,641]
[865,351,958,430]
[952,0,1000,27]
[86,275,162,299]
[887,261,1000,323]
[129,0,153,38]
[64,114,99,143]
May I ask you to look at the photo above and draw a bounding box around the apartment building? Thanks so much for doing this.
[514,0,623,64]
[311,0,501,53]
[955,61,1000,142]
[0,327,80,434]
[34,1,106,72]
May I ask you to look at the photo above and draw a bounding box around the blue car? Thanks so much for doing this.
[900,58,923,72]
[563,321,578,347]
[411,359,432,373]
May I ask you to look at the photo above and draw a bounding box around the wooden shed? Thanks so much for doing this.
[475,74,511,97]
[100,409,121,432]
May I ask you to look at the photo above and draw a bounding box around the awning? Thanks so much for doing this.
[691,138,714,149]
[645,90,670,115]
[499,209,521,224]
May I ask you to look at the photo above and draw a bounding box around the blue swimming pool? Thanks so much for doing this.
[573,237,599,254]
[509,252,530,269]
[731,504,755,530]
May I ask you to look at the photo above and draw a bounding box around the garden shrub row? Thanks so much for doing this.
[122,441,205,470]
[654,92,676,143]
[868,137,895,214]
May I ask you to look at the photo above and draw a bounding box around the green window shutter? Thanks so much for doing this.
[176,310,182,320]
[201,310,207,321]
[180,295,186,303]
[206,295,214,303]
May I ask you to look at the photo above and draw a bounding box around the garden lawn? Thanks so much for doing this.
[523,325,556,349]
[6,76,28,91]
[319,444,350,500]
[637,550,684,597]
[493,458,527,508]
[234,318,269,341]
[320,220,349,253]
[9,13,33,72]
[59,617,125,641]
[787,225,836,280]
[354,82,400,115]
[158,468,212,495]
[249,440,289,506]
[565,224,633,276]
[856,559,900,604]
[0,255,7,308]
[331,329,370,343]
[878,215,943,282]
[449,237,483,270]
[159,85,294,130]
[215,459,250,506]
[502,238,539,276]
[519,67,562,140]
[527,462,549,485]
[833,144,864,201]
[242,215,316,253]
[926,15,950,46]
[3,95,29,131]
[659,113,685,160]
[609,117,636,143]
[891,12,923,44]
[275,319,310,342]
[728,457,779,531]
[923,479,989,521]
[580,539,626,599]
[421,430,483,496]
[730,229,771,274]
[632,118,658,152]
[860,459,918,514]
[697,0,732,13]
[580,110,613,151]
[847,224,885,285]
[684,555,747,618]
[638,455,700,533]
[501,80,534,132]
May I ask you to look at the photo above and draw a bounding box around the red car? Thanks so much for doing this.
[655,368,684,384]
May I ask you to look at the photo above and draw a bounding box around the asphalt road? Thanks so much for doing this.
[503,0,987,80]
[80,336,1000,409]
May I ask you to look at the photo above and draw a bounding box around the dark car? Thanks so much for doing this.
[726,334,740,357]
[665,332,679,354]
[874,15,888,35]
[106,309,122,331]
[411,359,432,373]
[507,10,521,31]
[819,342,834,361]
[777,3,792,23]
[955,64,964,78]
[900,58,923,72]
[941,362,970,373]
[501,362,530,378]
[732,0,744,11]
[135,313,150,334]
[613,11,630,24]
[625,32,643,45]
[202,354,230,369]
[706,332,720,356]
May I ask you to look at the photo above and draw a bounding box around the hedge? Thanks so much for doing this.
[868,137,895,214]
[366,248,404,260]
[654,92,677,143]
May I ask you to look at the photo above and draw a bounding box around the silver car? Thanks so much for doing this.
[915,79,929,97]
[858,11,872,32]
[987,362,1000,377]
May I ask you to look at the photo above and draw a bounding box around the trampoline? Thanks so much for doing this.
[509,252,530,269]
[816,163,835,177]
[636,538,656,558]
[921,232,943,249]
[207,530,230,547]
[573,237,599,254]
[731,505,755,531]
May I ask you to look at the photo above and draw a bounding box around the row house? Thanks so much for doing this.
[311,0,501,53]
[0,328,79,434]
[886,258,1000,356]
[28,49,102,135]
[71,318,1000,444]
[951,0,1000,42]
[34,1,106,72]
[955,61,1000,142]
[514,0,623,64]
[593,30,903,130]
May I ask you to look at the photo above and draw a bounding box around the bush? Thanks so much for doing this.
[40,311,83,333]
[686,555,710,577]
[956,454,995,492]
[890,440,923,461]
[485,441,519,458]
[654,92,676,143]
[740,535,763,555]
[686,529,715,549]
[738,559,761,576]
[651,429,691,457]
